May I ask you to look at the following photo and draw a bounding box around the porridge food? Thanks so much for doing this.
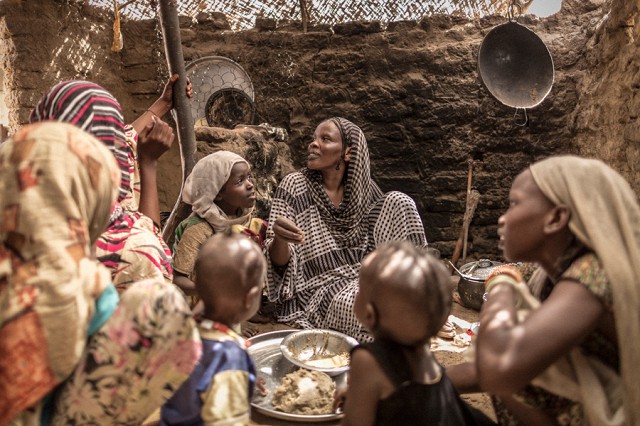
[271,369,335,415]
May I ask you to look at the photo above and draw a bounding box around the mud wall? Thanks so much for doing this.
[568,0,640,190]
[1,0,631,261]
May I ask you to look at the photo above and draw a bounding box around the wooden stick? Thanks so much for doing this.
[449,159,474,270]
[299,0,309,32]
[461,159,474,261]
[462,190,480,262]
[157,0,197,247]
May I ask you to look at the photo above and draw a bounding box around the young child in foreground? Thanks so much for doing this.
[341,241,494,426]
[160,232,266,425]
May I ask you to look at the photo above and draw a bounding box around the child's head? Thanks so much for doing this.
[355,241,451,346]
[194,232,266,325]
[183,150,255,222]
[215,160,255,216]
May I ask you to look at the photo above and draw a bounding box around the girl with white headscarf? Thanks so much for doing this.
[172,151,268,296]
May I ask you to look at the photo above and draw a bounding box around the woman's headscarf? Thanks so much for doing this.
[0,122,119,422]
[29,80,173,287]
[530,155,640,425]
[301,117,384,242]
[29,80,132,205]
[182,150,254,233]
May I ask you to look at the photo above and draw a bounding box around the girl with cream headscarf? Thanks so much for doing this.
[460,155,640,425]
[173,150,267,297]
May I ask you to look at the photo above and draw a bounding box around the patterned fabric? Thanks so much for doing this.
[96,207,174,291]
[265,118,426,342]
[0,122,120,424]
[173,215,209,256]
[173,215,268,277]
[562,252,612,310]
[123,125,142,210]
[29,80,131,203]
[182,151,254,233]
[50,279,202,426]
[160,320,255,426]
[30,80,173,291]
[530,155,640,425]
[493,252,616,425]
[514,262,537,282]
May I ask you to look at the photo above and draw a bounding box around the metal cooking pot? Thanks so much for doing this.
[453,259,504,311]
[478,21,554,110]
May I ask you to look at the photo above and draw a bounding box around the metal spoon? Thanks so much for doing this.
[448,261,466,278]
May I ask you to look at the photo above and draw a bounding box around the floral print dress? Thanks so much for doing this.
[0,123,201,426]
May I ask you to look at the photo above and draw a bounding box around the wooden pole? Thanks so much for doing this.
[449,159,474,270]
[462,159,474,262]
[157,0,197,247]
[299,0,309,32]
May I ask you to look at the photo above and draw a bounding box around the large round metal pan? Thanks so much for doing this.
[248,330,346,423]
[478,21,554,108]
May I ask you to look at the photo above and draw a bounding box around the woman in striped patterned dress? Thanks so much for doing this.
[266,117,428,342]
[30,80,174,291]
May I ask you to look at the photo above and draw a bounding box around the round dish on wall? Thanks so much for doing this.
[186,56,255,128]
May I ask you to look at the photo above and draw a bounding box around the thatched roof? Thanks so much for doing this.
[87,0,516,30]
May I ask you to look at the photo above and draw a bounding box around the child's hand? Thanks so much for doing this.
[256,376,269,397]
[273,217,304,244]
[333,383,347,413]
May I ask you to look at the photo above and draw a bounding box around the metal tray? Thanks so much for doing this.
[248,330,346,423]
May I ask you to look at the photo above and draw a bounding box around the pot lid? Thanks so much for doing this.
[460,259,503,280]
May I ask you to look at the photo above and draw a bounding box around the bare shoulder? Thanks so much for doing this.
[350,347,394,397]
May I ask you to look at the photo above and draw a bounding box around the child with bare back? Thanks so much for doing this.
[341,241,493,426]
[160,233,266,425]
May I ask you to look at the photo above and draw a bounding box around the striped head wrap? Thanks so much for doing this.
[302,117,384,242]
[30,80,131,203]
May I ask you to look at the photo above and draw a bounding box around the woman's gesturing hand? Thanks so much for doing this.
[272,217,304,244]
